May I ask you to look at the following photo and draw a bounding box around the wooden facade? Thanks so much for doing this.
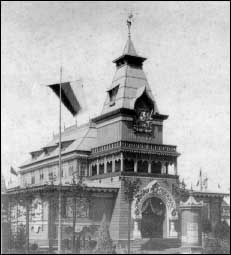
[3,32,227,253]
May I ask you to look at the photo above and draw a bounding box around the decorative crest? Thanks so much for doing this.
[127,13,133,38]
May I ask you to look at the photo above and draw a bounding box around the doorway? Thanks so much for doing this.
[141,197,166,238]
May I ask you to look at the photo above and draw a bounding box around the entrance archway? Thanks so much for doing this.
[131,180,178,239]
[141,197,166,238]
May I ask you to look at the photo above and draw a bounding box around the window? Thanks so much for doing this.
[115,160,121,172]
[61,197,67,218]
[68,164,74,176]
[53,165,58,178]
[92,165,97,176]
[62,163,68,178]
[40,173,44,181]
[109,85,119,106]
[48,172,53,181]
[39,170,44,181]
[79,161,87,177]
[124,159,134,172]
[31,175,35,184]
[99,163,104,175]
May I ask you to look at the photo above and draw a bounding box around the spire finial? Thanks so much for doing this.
[127,13,133,39]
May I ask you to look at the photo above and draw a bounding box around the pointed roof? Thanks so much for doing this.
[102,37,158,115]
[112,38,147,64]
[19,122,97,169]
[123,37,138,56]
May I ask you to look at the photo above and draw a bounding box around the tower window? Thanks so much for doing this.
[109,85,119,106]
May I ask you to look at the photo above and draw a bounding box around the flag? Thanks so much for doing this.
[218,184,221,189]
[48,80,87,116]
[10,166,18,176]
[203,177,208,190]
[196,180,200,186]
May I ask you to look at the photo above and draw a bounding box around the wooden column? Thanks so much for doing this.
[174,160,178,176]
[112,155,115,173]
[104,157,107,174]
[148,160,152,174]
[166,162,169,175]
[134,159,138,173]
[96,159,99,175]
[120,152,124,172]
[161,161,166,174]
[89,163,92,177]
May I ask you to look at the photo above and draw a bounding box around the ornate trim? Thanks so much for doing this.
[132,181,177,219]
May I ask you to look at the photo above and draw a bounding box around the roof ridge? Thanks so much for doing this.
[53,122,89,139]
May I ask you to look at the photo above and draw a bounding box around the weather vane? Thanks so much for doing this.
[127,13,133,38]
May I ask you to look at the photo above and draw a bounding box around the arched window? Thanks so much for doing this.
[107,161,112,173]
[134,92,154,117]
[138,160,148,173]
[91,165,97,176]
[124,159,134,172]
[99,163,104,175]
[151,161,161,174]
[115,159,121,172]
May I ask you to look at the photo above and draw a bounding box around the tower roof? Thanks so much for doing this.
[123,37,138,56]
[112,37,147,64]
[102,36,157,115]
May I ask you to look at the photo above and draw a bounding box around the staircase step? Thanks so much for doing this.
[141,238,181,251]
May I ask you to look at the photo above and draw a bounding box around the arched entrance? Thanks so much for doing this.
[141,197,166,238]
[132,180,178,240]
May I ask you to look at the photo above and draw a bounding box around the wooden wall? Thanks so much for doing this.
[96,117,164,148]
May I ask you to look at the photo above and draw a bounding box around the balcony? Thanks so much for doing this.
[91,141,179,157]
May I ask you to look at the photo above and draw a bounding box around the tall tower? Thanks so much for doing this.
[91,20,180,242]
[102,23,158,117]
[92,19,179,177]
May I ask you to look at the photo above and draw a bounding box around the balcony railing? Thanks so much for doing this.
[91,141,177,155]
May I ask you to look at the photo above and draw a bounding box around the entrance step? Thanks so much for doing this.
[125,238,181,253]
[142,247,181,254]
[141,238,181,251]
[131,239,149,253]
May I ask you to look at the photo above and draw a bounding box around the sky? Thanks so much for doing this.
[1,1,230,192]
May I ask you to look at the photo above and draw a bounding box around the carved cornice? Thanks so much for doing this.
[91,141,179,159]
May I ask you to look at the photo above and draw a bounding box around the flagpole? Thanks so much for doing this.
[58,66,62,254]
[200,169,203,192]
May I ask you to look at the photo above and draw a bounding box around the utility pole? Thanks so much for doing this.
[26,201,30,254]
[57,66,62,254]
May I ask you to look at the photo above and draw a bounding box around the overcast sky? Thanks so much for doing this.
[2,1,230,191]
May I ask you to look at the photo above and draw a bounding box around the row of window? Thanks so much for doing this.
[91,159,173,175]
[22,160,88,186]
